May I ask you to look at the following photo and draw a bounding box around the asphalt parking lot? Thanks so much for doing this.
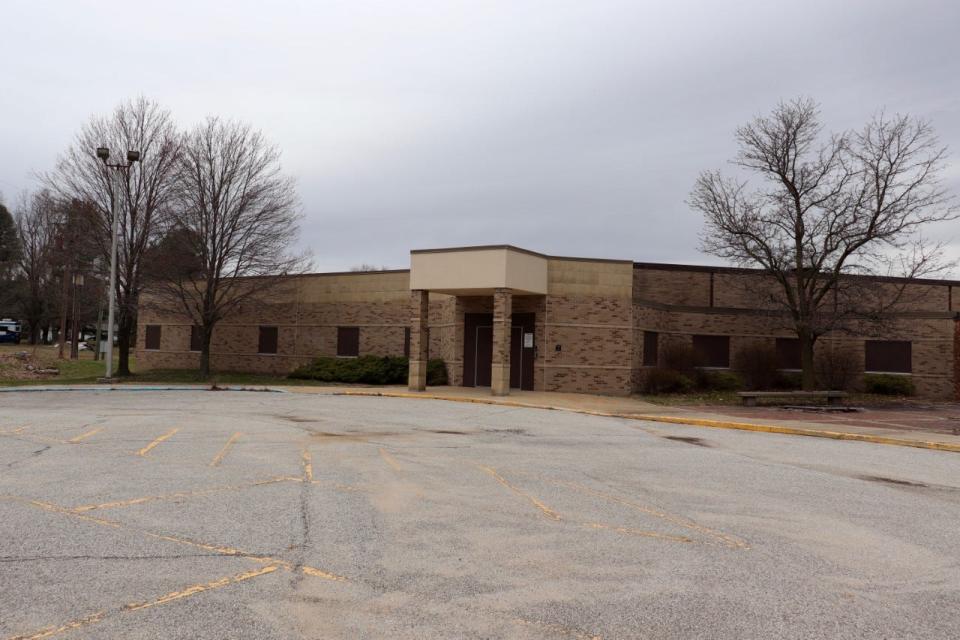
[1,390,959,639]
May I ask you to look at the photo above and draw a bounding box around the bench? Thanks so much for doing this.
[736,391,848,407]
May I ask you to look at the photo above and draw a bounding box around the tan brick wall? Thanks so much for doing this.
[632,265,957,398]
[634,268,712,306]
[136,258,958,399]
[137,271,413,374]
[541,258,634,395]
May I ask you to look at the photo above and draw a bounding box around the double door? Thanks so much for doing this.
[463,312,535,390]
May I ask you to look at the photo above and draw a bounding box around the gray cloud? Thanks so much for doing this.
[2,0,958,272]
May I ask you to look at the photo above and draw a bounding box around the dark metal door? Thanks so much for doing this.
[510,313,535,390]
[463,313,493,387]
[463,311,535,389]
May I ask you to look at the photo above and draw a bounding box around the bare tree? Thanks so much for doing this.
[44,97,180,375]
[149,117,307,378]
[51,199,101,359]
[0,199,19,312]
[12,191,59,344]
[690,98,957,389]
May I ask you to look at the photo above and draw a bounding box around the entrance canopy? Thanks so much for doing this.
[410,245,547,295]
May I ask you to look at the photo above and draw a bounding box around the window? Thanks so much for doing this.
[775,338,801,370]
[642,331,659,366]
[403,327,411,358]
[258,326,278,355]
[337,326,360,357]
[190,326,203,352]
[865,340,912,373]
[144,325,161,350]
[692,335,729,368]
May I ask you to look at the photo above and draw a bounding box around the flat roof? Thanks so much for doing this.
[410,244,633,265]
[632,261,960,287]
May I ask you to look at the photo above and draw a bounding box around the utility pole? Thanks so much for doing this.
[95,147,140,381]
[70,272,83,359]
[94,297,103,361]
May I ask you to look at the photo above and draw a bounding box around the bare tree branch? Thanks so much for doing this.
[42,97,180,375]
[146,117,309,378]
[690,98,958,389]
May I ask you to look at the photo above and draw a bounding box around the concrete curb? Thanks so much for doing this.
[331,390,960,454]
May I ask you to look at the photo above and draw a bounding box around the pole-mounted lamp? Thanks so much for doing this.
[96,146,140,381]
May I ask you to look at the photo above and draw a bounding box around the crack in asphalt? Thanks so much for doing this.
[290,452,312,590]
[5,443,51,469]
[0,553,226,562]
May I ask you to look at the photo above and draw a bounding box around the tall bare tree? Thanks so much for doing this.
[0,199,19,312]
[149,117,306,378]
[12,191,59,344]
[690,98,957,389]
[44,97,180,375]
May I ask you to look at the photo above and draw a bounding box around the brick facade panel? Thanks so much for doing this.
[547,295,631,325]
[545,325,631,368]
[633,269,711,306]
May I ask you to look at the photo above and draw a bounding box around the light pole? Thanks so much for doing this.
[96,147,140,381]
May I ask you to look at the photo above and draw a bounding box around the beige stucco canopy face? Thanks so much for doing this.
[409,245,548,295]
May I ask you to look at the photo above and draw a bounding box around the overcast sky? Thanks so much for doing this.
[2,0,958,272]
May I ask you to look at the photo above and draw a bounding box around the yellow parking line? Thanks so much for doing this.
[582,521,694,543]
[136,428,179,457]
[1,494,348,583]
[71,476,294,512]
[477,464,561,520]
[554,479,748,549]
[68,427,102,444]
[124,565,278,612]
[302,446,313,481]
[300,565,348,582]
[5,610,108,640]
[378,447,402,472]
[209,432,242,467]
[4,567,279,640]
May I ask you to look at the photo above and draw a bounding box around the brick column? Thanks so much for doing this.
[408,289,429,391]
[954,317,960,401]
[491,288,512,396]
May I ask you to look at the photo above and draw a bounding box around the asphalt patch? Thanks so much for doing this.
[858,475,928,488]
[663,436,711,447]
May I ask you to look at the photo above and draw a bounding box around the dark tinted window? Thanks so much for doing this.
[144,325,161,350]
[775,338,801,370]
[642,331,658,366]
[403,327,411,358]
[258,326,278,354]
[190,326,203,352]
[692,335,729,368]
[865,341,911,373]
[337,326,360,357]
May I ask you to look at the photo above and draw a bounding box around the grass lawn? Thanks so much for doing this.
[636,389,929,408]
[0,343,337,388]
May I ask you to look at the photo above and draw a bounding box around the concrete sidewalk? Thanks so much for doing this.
[283,385,960,453]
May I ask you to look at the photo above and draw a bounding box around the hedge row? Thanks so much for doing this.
[288,355,448,386]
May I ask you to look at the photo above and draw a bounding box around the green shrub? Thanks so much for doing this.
[732,343,779,390]
[696,369,743,391]
[642,368,695,394]
[863,373,914,396]
[774,371,802,390]
[289,355,448,386]
[426,359,448,386]
[661,342,697,376]
[814,347,859,391]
